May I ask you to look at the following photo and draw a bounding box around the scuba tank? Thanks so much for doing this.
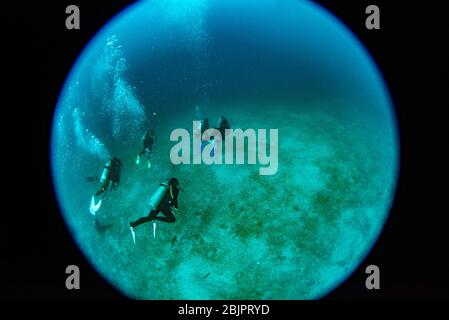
[148,178,179,239]
[99,159,112,185]
[148,180,170,211]
[91,158,120,215]
[148,180,171,239]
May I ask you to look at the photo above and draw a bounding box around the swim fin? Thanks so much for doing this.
[153,221,156,239]
[147,161,151,169]
[136,155,140,164]
[90,196,102,215]
[129,224,136,244]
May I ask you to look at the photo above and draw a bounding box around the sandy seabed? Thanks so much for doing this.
[58,101,396,299]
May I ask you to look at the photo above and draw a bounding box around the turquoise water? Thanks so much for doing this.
[51,0,399,299]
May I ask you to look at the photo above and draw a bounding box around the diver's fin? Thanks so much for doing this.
[136,155,140,164]
[129,224,136,244]
[147,161,151,169]
[153,221,157,239]
[89,196,102,215]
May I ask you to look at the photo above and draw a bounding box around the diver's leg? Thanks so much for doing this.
[130,210,158,228]
[137,149,147,163]
[155,210,176,223]
[95,185,106,197]
[91,181,108,215]
[95,178,108,196]
[129,216,151,228]
[136,150,146,164]
[103,180,113,200]
[145,149,152,168]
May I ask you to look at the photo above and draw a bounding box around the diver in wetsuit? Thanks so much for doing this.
[90,157,123,215]
[136,129,156,168]
[128,178,181,242]
[95,157,123,196]
[203,116,231,157]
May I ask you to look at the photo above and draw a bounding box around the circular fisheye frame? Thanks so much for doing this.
[51,0,399,299]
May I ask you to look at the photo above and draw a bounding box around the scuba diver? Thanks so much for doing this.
[89,156,123,215]
[136,129,156,168]
[128,178,181,243]
[194,118,214,156]
[206,116,231,157]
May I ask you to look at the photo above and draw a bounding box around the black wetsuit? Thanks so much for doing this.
[139,131,156,158]
[95,157,122,197]
[130,183,180,227]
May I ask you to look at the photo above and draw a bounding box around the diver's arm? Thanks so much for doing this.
[169,201,178,214]
[172,189,179,208]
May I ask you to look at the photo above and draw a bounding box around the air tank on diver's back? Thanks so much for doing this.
[148,181,170,211]
[99,159,112,186]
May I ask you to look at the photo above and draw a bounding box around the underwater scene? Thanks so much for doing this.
[51,0,399,299]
